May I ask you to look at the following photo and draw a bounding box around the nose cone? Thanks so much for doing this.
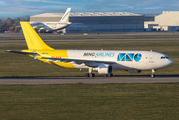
[154,52,173,70]
[164,58,173,67]
[168,59,173,66]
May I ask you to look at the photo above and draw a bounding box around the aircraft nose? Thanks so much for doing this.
[169,59,173,65]
[165,59,173,67]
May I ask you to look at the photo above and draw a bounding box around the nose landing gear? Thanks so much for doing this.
[151,69,156,78]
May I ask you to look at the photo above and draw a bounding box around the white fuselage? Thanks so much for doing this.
[64,50,173,71]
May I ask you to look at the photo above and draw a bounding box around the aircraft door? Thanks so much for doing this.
[146,53,155,69]
[149,54,154,63]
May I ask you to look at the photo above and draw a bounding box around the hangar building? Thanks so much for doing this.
[145,11,179,31]
[30,12,144,33]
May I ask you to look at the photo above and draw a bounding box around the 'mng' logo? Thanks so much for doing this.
[83,52,95,56]
[117,53,142,62]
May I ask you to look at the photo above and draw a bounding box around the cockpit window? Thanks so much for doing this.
[161,56,169,59]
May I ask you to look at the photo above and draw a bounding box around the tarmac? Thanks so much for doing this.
[1,38,179,43]
[0,76,179,85]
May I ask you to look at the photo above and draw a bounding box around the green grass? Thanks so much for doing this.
[0,39,179,77]
[0,83,179,120]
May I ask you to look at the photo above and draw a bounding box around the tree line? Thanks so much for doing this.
[0,16,30,33]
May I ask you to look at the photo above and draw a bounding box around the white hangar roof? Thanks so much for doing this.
[30,12,142,22]
[70,12,141,17]
[31,12,141,18]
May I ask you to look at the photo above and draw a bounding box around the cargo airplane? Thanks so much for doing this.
[29,8,71,33]
[6,22,173,77]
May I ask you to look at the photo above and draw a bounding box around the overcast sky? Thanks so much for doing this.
[1,0,179,20]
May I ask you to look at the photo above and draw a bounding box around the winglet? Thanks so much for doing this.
[20,21,54,50]
[60,8,71,22]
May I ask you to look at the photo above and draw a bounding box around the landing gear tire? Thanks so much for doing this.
[86,73,89,77]
[104,73,113,77]
[89,73,95,77]
[151,74,155,78]
[86,73,95,78]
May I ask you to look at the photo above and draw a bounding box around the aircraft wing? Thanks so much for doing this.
[40,57,116,67]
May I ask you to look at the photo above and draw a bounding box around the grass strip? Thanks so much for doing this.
[0,83,179,120]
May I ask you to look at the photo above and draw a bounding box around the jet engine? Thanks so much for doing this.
[93,64,113,74]
[128,70,142,73]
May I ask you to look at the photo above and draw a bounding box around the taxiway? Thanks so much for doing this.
[0,76,179,85]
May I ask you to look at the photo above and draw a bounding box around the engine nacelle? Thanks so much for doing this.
[93,64,113,74]
[128,70,142,73]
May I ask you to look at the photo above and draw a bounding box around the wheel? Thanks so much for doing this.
[151,74,155,78]
[104,74,108,77]
[86,73,89,77]
[89,73,93,77]
[89,73,95,77]
[86,73,95,77]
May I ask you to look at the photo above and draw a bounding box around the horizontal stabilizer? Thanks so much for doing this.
[6,50,38,55]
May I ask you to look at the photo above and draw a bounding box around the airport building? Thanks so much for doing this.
[145,11,179,31]
[30,12,144,33]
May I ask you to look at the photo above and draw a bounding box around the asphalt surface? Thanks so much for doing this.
[0,76,179,85]
[1,32,179,42]
[1,38,179,42]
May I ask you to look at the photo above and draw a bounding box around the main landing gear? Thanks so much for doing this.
[85,67,113,78]
[86,73,113,78]
[86,73,95,77]
[86,67,95,78]
[151,69,156,78]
